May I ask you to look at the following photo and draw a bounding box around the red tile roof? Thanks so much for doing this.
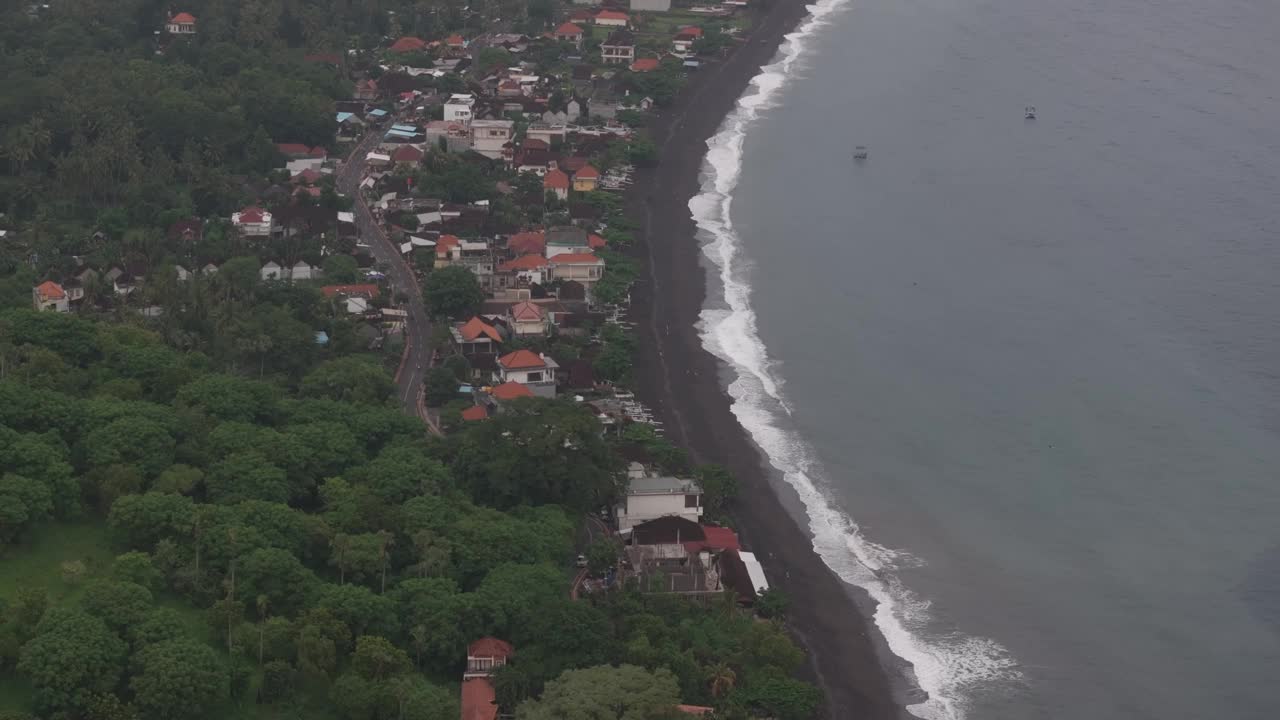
[445,34,466,47]
[555,22,584,36]
[550,252,602,265]
[509,300,545,321]
[676,705,715,716]
[630,58,660,73]
[574,165,600,179]
[498,349,546,370]
[459,316,503,343]
[35,280,65,300]
[596,10,629,21]
[490,382,535,400]
[277,142,311,156]
[321,283,380,298]
[462,677,498,720]
[507,231,546,256]
[435,234,461,254]
[687,525,741,553]
[570,9,594,22]
[461,405,489,421]
[389,36,427,53]
[468,637,515,659]
[588,233,606,249]
[498,255,549,272]
[170,12,196,23]
[291,168,323,184]
[676,26,704,38]
[391,145,423,163]
[235,207,266,223]
[543,168,570,190]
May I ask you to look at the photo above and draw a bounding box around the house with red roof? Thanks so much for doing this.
[594,9,630,27]
[231,207,273,237]
[391,145,424,166]
[165,12,196,34]
[354,78,379,101]
[461,405,489,422]
[572,164,600,192]
[488,381,535,403]
[543,168,570,201]
[549,252,604,288]
[451,316,504,357]
[673,26,704,54]
[630,57,661,73]
[435,234,462,267]
[32,281,69,313]
[506,230,546,256]
[496,253,550,289]
[460,638,512,720]
[389,36,427,53]
[495,350,558,397]
[588,233,607,250]
[554,22,585,48]
[444,34,467,49]
[506,300,549,337]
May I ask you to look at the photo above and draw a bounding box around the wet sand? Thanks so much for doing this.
[623,2,908,717]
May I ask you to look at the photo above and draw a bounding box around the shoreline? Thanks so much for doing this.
[623,2,910,718]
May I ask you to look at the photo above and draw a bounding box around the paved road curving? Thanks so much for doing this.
[335,128,432,422]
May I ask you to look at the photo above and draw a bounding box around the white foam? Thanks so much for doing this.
[688,2,1020,717]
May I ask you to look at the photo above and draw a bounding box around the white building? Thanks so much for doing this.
[616,464,703,532]
[232,207,273,237]
[443,94,476,125]
[165,12,196,34]
[630,0,671,10]
[495,349,559,398]
[32,281,69,313]
[469,119,514,159]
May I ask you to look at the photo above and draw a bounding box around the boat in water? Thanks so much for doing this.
[1025,105,1037,119]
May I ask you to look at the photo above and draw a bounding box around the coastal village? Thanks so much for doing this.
[0,1,824,720]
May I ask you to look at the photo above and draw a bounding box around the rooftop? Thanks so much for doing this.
[629,475,701,495]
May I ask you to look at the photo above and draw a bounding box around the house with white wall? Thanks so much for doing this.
[616,464,704,532]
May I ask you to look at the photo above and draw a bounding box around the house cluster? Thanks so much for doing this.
[613,462,770,604]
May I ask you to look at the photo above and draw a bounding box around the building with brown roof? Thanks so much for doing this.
[389,36,427,53]
[452,316,504,356]
[165,12,196,34]
[572,164,600,192]
[554,22,585,48]
[507,300,548,337]
[543,168,570,201]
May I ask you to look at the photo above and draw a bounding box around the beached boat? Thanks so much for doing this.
[853,145,869,160]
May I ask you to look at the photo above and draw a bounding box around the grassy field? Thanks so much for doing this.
[0,521,117,607]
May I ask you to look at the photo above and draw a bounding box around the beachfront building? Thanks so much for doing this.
[616,463,704,532]
[165,12,196,34]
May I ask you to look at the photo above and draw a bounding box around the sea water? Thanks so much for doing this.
[692,0,1280,718]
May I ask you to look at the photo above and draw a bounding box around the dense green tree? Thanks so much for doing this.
[175,374,278,423]
[81,580,154,634]
[424,366,461,407]
[473,564,565,637]
[107,491,196,548]
[391,578,470,669]
[323,254,361,283]
[453,399,621,510]
[315,583,398,638]
[515,664,681,720]
[151,463,203,495]
[0,473,54,545]
[260,659,297,703]
[734,676,824,720]
[129,638,229,720]
[17,608,127,714]
[236,547,317,613]
[129,608,188,649]
[351,635,411,681]
[206,451,289,504]
[110,551,162,590]
[694,463,738,515]
[301,357,395,405]
[423,265,483,319]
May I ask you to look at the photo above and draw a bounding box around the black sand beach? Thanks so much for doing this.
[623,2,907,718]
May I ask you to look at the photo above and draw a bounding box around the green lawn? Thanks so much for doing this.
[0,521,116,607]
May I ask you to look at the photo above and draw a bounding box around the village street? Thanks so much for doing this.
[336,127,432,422]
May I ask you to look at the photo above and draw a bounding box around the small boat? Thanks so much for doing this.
[1025,106,1037,119]
[853,145,869,160]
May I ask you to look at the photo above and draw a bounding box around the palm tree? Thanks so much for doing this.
[412,530,450,578]
[377,530,395,594]
[331,534,352,585]
[256,594,270,665]
[708,662,736,699]
[409,624,429,668]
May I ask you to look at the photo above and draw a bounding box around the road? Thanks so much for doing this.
[336,128,432,422]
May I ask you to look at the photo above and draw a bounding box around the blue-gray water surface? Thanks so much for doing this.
[728,0,1280,717]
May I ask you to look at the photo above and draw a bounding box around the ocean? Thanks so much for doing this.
[690,0,1280,718]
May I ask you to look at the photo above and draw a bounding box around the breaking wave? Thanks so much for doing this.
[688,2,1020,718]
